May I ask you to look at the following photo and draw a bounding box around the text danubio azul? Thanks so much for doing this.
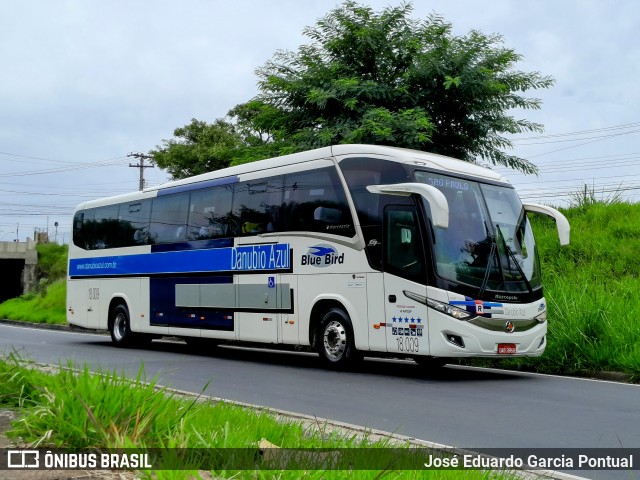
[231,244,290,271]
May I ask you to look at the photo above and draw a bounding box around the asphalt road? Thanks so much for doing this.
[1,323,638,479]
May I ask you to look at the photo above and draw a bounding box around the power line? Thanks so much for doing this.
[511,121,640,142]
[0,150,82,164]
[497,158,640,176]
[0,157,128,177]
[0,188,126,198]
[514,173,640,187]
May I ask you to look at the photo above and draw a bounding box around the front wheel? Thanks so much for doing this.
[316,307,361,369]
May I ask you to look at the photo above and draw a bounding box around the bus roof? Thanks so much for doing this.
[145,144,509,192]
[77,144,510,210]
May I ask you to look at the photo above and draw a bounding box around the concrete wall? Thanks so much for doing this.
[0,239,38,295]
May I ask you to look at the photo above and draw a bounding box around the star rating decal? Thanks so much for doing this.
[390,316,423,324]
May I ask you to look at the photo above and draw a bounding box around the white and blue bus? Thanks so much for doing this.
[67,144,569,368]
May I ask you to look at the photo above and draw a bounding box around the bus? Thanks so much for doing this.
[67,144,569,369]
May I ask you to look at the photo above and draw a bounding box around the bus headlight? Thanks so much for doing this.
[427,298,474,320]
[403,290,473,321]
[535,311,547,323]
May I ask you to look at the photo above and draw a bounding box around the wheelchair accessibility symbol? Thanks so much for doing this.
[268,276,275,288]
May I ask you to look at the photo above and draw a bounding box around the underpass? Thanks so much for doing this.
[0,240,37,302]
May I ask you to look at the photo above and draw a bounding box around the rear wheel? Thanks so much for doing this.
[110,304,134,347]
[109,304,150,347]
[316,307,361,369]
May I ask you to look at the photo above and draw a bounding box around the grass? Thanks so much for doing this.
[0,278,66,324]
[1,353,518,479]
[36,242,68,282]
[0,242,68,324]
[536,203,640,377]
[468,202,640,380]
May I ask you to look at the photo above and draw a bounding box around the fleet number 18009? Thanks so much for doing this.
[396,337,419,352]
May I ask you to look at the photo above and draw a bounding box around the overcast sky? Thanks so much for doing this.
[1,0,638,242]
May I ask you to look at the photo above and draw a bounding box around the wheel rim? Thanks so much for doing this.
[113,312,127,341]
[323,320,347,361]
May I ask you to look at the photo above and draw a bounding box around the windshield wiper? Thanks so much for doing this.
[478,236,496,297]
[496,224,533,295]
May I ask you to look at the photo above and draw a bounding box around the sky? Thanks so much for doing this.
[1,0,639,243]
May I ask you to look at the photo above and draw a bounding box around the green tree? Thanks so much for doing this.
[253,1,553,173]
[152,1,553,178]
[150,118,243,179]
[225,100,294,165]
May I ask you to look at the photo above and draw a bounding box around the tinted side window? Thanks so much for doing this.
[91,205,120,249]
[150,193,190,244]
[282,166,355,237]
[119,200,151,246]
[73,211,85,249]
[231,176,283,236]
[74,210,98,250]
[340,157,410,270]
[78,209,96,249]
[340,157,409,226]
[187,185,233,240]
[384,206,426,283]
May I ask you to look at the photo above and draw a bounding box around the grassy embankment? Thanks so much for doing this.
[0,354,515,479]
[0,242,67,323]
[474,202,640,379]
[1,203,639,378]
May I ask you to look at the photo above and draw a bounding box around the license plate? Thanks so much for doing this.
[498,343,517,354]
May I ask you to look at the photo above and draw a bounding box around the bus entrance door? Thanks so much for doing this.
[383,206,430,357]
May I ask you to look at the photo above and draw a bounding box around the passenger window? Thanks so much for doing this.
[149,193,189,244]
[283,167,355,237]
[232,176,283,236]
[119,200,151,246]
[73,211,86,249]
[74,210,96,250]
[187,185,233,240]
[91,205,120,249]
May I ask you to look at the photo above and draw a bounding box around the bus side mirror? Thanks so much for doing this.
[366,183,449,229]
[523,203,570,246]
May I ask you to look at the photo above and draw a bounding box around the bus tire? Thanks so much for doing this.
[317,307,361,369]
[109,304,136,347]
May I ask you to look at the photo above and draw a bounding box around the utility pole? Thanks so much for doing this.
[128,152,154,191]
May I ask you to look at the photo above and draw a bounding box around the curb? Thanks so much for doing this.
[0,318,105,335]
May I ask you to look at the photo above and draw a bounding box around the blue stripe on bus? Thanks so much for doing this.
[157,176,238,196]
[69,243,291,277]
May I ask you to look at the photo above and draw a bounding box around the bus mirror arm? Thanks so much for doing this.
[523,203,571,246]
[366,183,449,229]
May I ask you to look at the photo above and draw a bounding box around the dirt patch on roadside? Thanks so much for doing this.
[1,409,137,480]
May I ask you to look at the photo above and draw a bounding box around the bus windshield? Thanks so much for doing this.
[414,171,542,293]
